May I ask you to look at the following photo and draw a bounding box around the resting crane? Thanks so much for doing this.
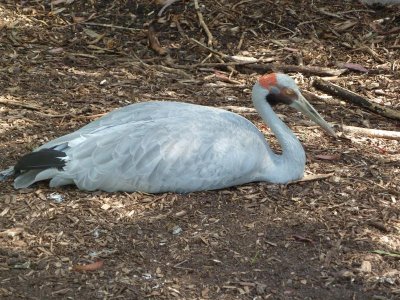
[1,73,336,193]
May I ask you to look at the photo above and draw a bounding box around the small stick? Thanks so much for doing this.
[237,31,246,51]
[265,20,296,34]
[148,24,168,56]
[83,22,140,32]
[340,125,400,140]
[158,0,180,16]
[290,172,335,184]
[153,65,192,79]
[172,61,343,78]
[367,221,390,233]
[302,90,334,103]
[317,8,345,20]
[354,45,384,64]
[170,62,254,70]
[172,14,188,39]
[313,78,400,120]
[194,0,214,46]
[215,55,236,74]
[219,103,400,140]
[219,106,256,113]
[190,38,227,58]
[0,98,42,111]
[239,63,346,77]
[231,0,253,10]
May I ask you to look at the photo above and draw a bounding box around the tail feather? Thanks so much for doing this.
[14,149,67,171]
[14,170,43,189]
[12,148,68,189]
[0,167,15,181]
[14,168,61,189]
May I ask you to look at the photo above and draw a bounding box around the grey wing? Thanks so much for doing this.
[38,101,201,151]
[52,114,268,193]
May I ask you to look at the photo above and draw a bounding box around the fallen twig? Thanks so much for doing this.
[316,8,345,20]
[172,14,188,39]
[290,172,335,184]
[313,78,400,120]
[83,22,140,32]
[219,106,257,113]
[292,235,314,244]
[220,95,396,142]
[367,221,390,233]
[0,98,42,111]
[172,62,341,77]
[170,61,255,71]
[32,112,106,119]
[157,0,180,16]
[73,260,104,272]
[154,65,192,79]
[340,125,400,140]
[303,90,334,104]
[239,64,346,77]
[190,38,228,59]
[148,24,168,56]
[194,0,214,46]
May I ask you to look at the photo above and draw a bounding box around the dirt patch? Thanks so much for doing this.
[0,0,399,299]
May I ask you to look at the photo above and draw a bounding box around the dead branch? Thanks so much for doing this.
[0,98,42,111]
[157,0,180,16]
[82,22,140,32]
[340,125,400,140]
[302,90,335,104]
[0,98,65,117]
[194,0,214,46]
[219,106,257,113]
[172,14,188,39]
[313,78,400,120]
[190,38,228,59]
[171,62,343,77]
[218,105,400,140]
[148,24,168,56]
[238,63,346,77]
[290,172,335,184]
[153,65,192,79]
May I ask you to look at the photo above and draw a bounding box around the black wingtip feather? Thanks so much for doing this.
[14,149,67,171]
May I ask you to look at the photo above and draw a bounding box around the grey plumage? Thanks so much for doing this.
[5,74,335,193]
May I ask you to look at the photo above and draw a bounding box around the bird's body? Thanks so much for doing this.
[3,73,335,193]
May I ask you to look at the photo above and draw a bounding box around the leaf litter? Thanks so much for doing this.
[0,0,399,299]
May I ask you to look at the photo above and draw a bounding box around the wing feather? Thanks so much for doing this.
[21,101,269,192]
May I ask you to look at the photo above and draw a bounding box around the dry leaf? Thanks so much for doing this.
[83,28,102,39]
[48,47,64,54]
[101,203,110,210]
[0,207,10,216]
[293,235,314,244]
[148,25,167,56]
[0,227,24,237]
[315,154,341,160]
[230,55,258,63]
[340,63,368,73]
[334,20,357,32]
[73,260,104,272]
[50,7,66,15]
[72,16,86,23]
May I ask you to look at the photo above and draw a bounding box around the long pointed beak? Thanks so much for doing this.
[290,94,337,137]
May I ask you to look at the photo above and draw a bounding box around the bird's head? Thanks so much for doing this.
[254,73,336,137]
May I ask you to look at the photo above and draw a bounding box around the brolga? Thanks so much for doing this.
[1,73,336,193]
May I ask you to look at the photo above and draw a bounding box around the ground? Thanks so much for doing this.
[0,0,399,299]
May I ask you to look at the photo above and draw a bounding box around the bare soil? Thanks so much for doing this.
[0,1,399,299]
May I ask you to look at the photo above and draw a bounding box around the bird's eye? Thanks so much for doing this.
[282,88,296,96]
